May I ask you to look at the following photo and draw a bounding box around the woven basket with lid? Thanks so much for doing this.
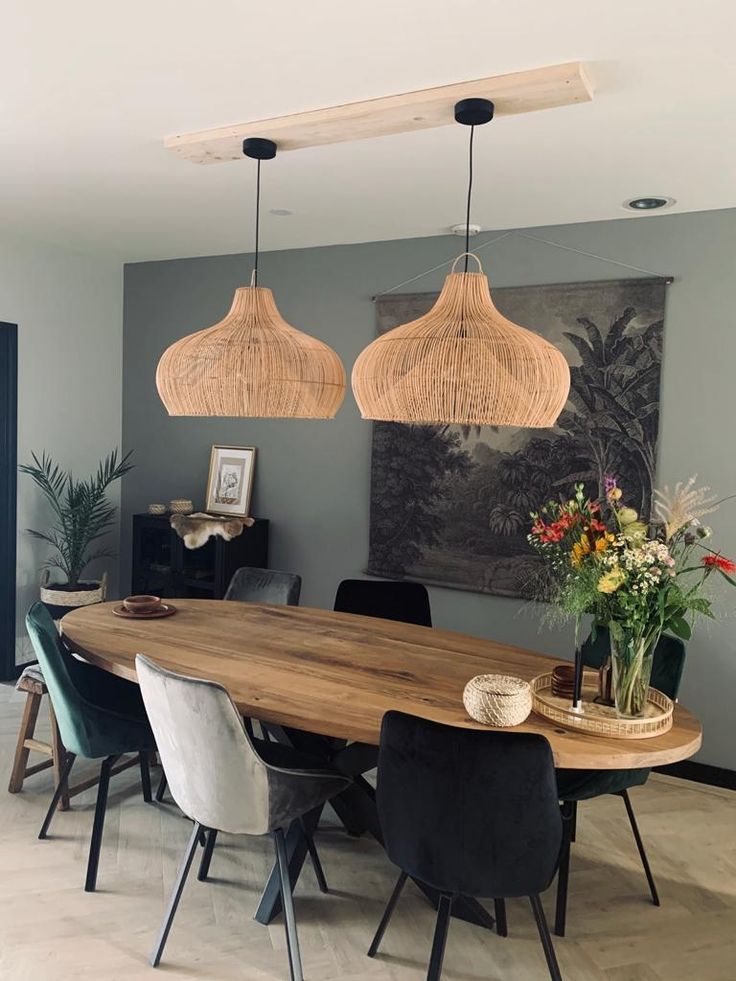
[463,674,532,727]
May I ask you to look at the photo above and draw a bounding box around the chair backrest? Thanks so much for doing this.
[224,567,302,606]
[136,654,272,834]
[376,711,562,899]
[136,655,344,836]
[333,579,432,627]
[582,626,686,699]
[25,602,98,758]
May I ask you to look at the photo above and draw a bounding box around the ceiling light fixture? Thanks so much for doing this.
[351,99,570,427]
[450,222,481,237]
[156,139,345,418]
[624,196,675,211]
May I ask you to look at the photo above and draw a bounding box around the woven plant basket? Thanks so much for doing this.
[463,674,532,727]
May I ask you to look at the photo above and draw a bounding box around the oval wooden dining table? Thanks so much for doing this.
[61,598,702,930]
[61,598,701,770]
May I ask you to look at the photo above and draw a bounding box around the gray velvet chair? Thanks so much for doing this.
[136,654,350,981]
[154,565,303,805]
[225,567,302,606]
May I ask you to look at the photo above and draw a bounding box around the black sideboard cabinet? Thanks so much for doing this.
[131,514,269,600]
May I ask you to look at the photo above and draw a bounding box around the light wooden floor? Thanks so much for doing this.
[1,683,734,981]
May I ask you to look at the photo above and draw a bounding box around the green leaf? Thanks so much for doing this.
[669,617,692,640]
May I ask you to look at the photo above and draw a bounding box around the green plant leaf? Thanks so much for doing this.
[669,616,692,640]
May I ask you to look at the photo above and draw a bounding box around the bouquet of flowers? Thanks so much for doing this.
[528,477,734,717]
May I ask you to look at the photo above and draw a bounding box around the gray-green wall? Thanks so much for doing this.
[122,209,736,769]
[2,230,123,665]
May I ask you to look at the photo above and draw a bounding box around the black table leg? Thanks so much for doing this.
[253,731,494,931]
[254,804,323,925]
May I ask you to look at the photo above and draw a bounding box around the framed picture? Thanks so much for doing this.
[205,445,256,517]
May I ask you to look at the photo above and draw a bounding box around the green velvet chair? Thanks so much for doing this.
[554,626,686,935]
[25,601,156,892]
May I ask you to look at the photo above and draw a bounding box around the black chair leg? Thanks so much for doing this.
[367,870,408,957]
[85,754,118,893]
[494,898,508,937]
[620,789,660,906]
[554,800,575,937]
[155,771,167,803]
[150,821,203,967]
[427,893,453,981]
[38,752,76,839]
[299,818,328,893]
[530,894,562,981]
[197,828,218,881]
[274,827,304,981]
[140,752,152,803]
[570,801,578,843]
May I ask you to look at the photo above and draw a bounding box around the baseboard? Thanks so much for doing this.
[655,760,736,791]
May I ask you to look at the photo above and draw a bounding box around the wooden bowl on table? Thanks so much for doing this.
[123,595,162,615]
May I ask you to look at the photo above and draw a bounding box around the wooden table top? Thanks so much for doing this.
[61,599,702,770]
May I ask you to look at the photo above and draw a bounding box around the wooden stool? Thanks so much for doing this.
[8,665,70,810]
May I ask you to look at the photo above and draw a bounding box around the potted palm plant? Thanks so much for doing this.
[19,449,133,618]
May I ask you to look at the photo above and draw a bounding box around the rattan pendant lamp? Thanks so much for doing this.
[351,99,570,427]
[156,138,346,418]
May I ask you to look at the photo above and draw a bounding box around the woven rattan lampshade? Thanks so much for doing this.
[352,254,570,426]
[156,285,346,418]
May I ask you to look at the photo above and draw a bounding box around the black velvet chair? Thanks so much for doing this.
[333,579,432,627]
[554,627,686,936]
[368,711,563,981]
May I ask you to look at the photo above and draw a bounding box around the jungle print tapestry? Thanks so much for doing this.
[367,277,668,599]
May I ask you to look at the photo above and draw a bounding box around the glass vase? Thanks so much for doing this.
[609,623,656,719]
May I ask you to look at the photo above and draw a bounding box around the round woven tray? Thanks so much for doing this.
[531,669,673,739]
[463,674,532,727]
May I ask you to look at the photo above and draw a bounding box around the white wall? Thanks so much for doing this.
[0,230,123,664]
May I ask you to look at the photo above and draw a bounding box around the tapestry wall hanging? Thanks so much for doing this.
[367,277,668,599]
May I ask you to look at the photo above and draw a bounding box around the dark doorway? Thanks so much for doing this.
[0,322,18,680]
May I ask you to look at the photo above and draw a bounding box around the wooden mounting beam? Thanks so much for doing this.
[164,61,593,165]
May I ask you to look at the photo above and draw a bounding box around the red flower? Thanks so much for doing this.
[702,554,736,574]
[589,518,608,533]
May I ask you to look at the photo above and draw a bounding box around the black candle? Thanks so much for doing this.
[572,643,584,710]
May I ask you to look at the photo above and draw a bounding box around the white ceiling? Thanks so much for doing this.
[3,1,735,262]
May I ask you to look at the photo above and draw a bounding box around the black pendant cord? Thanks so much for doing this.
[464,125,475,272]
[253,158,262,287]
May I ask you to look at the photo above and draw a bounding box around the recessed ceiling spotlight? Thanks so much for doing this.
[623,196,675,212]
[450,222,481,237]
[269,208,293,216]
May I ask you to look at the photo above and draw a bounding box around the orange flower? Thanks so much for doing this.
[571,535,592,567]
[594,534,614,554]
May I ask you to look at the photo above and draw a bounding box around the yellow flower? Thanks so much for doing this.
[571,535,592,567]
[594,533,615,554]
[598,567,626,593]
[607,487,622,502]
[618,507,639,526]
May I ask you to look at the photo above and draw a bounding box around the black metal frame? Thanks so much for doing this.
[151,822,306,981]
[0,322,18,681]
[39,751,153,893]
[555,789,660,936]
[368,878,560,981]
